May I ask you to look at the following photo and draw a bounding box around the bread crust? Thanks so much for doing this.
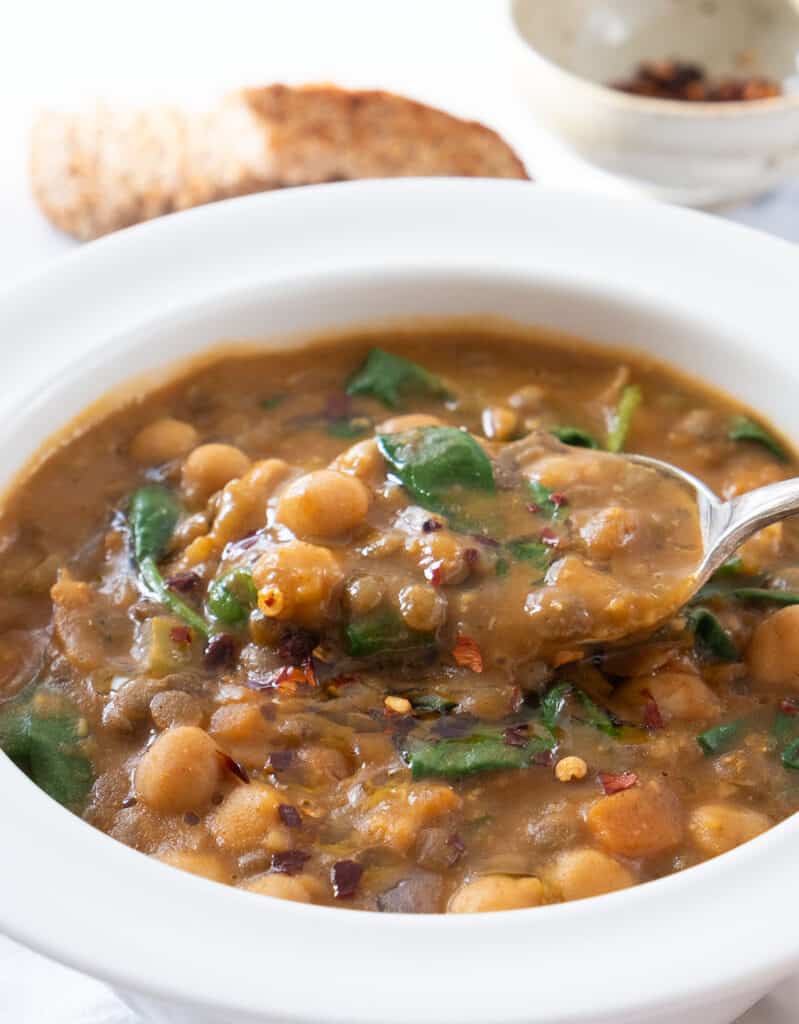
[31,85,529,240]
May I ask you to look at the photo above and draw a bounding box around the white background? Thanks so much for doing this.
[0,1,798,1021]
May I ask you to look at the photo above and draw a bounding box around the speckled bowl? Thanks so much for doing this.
[507,0,799,206]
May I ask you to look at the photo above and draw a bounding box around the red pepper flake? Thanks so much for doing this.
[331,859,363,899]
[165,571,201,593]
[527,503,541,515]
[278,804,302,828]
[503,722,529,748]
[425,560,445,587]
[217,750,250,784]
[471,532,500,548]
[453,634,483,673]
[301,658,318,688]
[550,492,568,508]
[271,850,310,876]
[599,771,639,795]
[463,547,480,568]
[779,698,799,715]
[509,684,523,713]
[204,633,236,668]
[267,750,293,773]
[422,518,443,533]
[539,526,559,547]
[642,690,664,731]
[170,625,193,646]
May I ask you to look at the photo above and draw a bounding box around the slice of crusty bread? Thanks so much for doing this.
[31,84,529,240]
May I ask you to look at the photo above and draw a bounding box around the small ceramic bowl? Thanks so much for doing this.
[507,0,799,207]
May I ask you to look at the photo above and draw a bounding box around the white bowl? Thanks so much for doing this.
[507,0,799,207]
[1,180,799,1024]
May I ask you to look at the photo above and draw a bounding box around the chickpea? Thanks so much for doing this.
[209,781,281,852]
[554,756,587,782]
[344,574,385,617]
[398,583,446,632]
[747,606,799,689]
[359,782,460,853]
[481,406,518,442]
[688,803,771,857]
[616,671,719,722]
[240,873,318,903]
[157,848,231,884]
[377,413,443,433]
[134,726,220,814]
[448,875,544,913]
[210,458,290,546]
[208,703,276,769]
[181,444,252,504]
[130,418,199,466]
[277,470,370,540]
[586,782,683,859]
[410,530,471,586]
[252,540,343,627]
[329,439,383,483]
[507,385,545,412]
[546,848,634,902]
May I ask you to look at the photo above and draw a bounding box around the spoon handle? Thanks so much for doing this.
[705,476,799,575]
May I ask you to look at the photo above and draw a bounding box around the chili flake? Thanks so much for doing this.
[331,859,363,899]
[453,634,483,673]
[599,771,639,795]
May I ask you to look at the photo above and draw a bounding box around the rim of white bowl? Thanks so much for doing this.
[1,180,799,1023]
[506,0,799,117]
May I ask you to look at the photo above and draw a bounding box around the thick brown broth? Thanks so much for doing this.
[1,324,798,914]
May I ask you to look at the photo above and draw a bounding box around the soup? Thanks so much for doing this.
[0,326,797,913]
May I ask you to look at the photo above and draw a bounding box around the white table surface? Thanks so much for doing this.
[1,1,798,1021]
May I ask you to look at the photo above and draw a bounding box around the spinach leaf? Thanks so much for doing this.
[527,481,567,521]
[402,725,554,779]
[129,486,209,636]
[259,393,287,411]
[549,426,599,449]
[540,682,572,731]
[377,427,495,515]
[728,415,786,462]
[326,415,373,439]
[140,557,209,637]
[606,385,642,453]
[697,720,743,756]
[0,692,94,810]
[724,588,799,607]
[506,538,550,571]
[207,568,257,625]
[574,689,621,737]
[713,557,744,578]
[495,557,510,578]
[345,609,434,658]
[346,349,448,409]
[409,693,458,713]
[781,738,799,771]
[686,607,738,661]
[130,485,181,564]
[540,682,620,738]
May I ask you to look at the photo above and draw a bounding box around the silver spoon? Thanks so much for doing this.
[627,454,799,595]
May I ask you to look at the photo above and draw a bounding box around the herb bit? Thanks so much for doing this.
[686,608,737,661]
[402,723,555,779]
[606,385,642,453]
[697,720,743,756]
[549,426,599,449]
[377,426,495,516]
[207,568,258,625]
[728,415,786,462]
[346,348,449,409]
[345,608,433,658]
